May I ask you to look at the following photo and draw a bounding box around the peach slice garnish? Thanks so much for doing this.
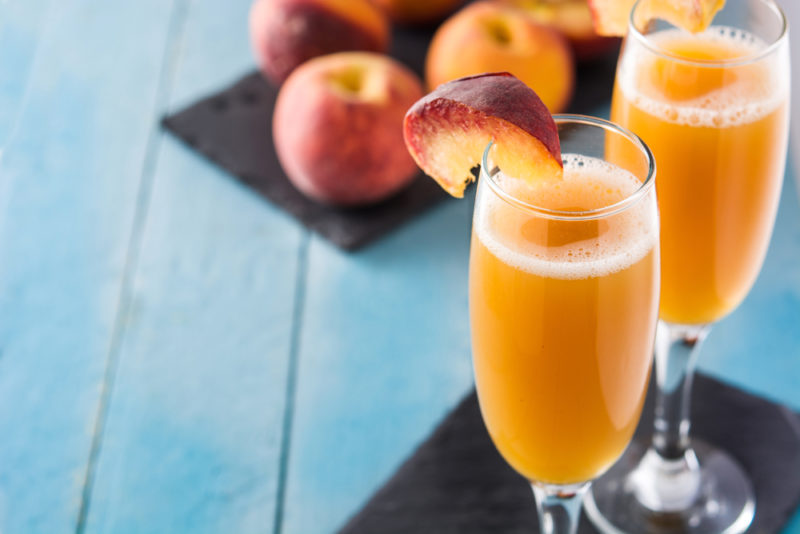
[403,72,562,198]
[588,0,726,37]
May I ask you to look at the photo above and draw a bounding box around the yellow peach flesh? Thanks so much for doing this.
[589,0,726,37]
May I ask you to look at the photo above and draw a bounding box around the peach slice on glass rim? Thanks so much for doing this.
[588,0,726,37]
[403,72,562,198]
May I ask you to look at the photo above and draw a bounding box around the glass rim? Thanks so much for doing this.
[480,114,656,222]
[628,0,788,68]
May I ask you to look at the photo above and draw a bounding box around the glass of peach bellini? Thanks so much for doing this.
[403,73,660,534]
[584,0,790,533]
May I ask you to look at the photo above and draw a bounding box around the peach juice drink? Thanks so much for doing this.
[469,154,660,485]
[613,27,790,325]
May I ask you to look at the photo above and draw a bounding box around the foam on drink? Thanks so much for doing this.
[617,26,788,128]
[475,154,658,280]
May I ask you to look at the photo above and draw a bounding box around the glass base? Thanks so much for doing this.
[584,439,755,534]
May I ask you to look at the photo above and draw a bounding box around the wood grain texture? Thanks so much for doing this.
[0,1,177,532]
[0,0,52,147]
[0,1,795,532]
[280,197,475,534]
[81,0,305,533]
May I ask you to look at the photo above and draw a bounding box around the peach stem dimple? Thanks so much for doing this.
[484,17,513,45]
[330,66,365,94]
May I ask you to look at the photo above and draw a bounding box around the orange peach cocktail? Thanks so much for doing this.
[470,153,659,484]
[403,72,661,533]
[613,27,790,325]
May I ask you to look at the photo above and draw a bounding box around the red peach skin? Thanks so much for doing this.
[250,0,389,85]
[403,72,562,197]
[273,52,424,207]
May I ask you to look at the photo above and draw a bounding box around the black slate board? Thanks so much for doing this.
[338,374,800,534]
[161,27,619,250]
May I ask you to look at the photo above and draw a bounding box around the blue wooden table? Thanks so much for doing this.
[0,1,797,533]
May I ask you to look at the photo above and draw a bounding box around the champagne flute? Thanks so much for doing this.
[471,116,659,534]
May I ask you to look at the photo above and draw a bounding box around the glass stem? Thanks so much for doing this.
[631,320,711,512]
[653,321,710,460]
[531,482,589,534]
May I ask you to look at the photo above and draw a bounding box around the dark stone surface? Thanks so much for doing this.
[161,68,448,251]
[338,374,800,534]
[161,26,619,251]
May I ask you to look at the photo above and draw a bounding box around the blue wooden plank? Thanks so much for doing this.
[81,0,305,532]
[0,0,53,147]
[82,144,303,534]
[0,1,178,533]
[787,509,800,534]
[280,197,475,534]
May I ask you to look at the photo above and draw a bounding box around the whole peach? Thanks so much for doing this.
[425,1,574,113]
[371,0,465,25]
[249,0,390,85]
[273,52,424,207]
